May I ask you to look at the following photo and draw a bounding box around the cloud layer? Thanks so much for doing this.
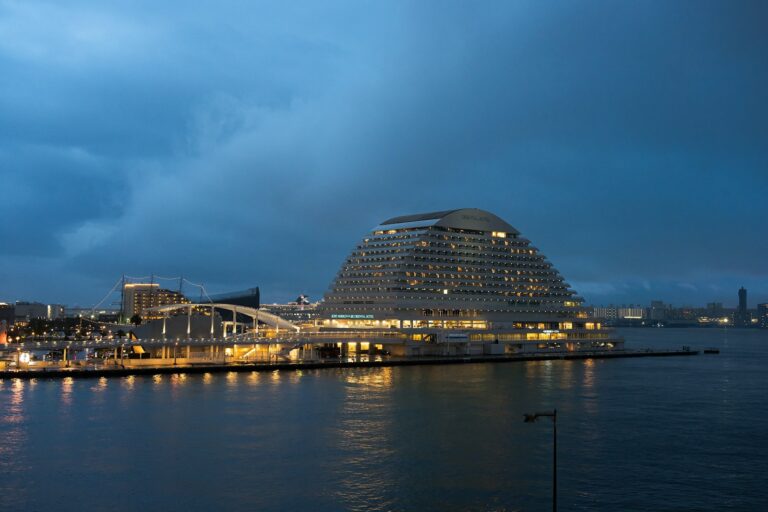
[1,0,767,306]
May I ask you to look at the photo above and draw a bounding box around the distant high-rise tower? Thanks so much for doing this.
[734,287,750,327]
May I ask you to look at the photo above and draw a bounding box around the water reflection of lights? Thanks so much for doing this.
[4,379,25,425]
[123,375,135,390]
[171,373,187,384]
[203,372,213,385]
[288,370,303,384]
[583,359,595,389]
[560,360,574,387]
[344,367,394,388]
[524,360,555,390]
[91,376,108,392]
[153,375,163,385]
[6,379,25,413]
[1,378,29,503]
[226,372,239,387]
[247,371,260,385]
[332,367,396,509]
[578,359,599,417]
[61,377,74,405]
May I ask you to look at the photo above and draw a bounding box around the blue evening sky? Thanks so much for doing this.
[1,1,766,307]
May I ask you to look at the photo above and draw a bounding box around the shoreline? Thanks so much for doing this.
[0,348,699,380]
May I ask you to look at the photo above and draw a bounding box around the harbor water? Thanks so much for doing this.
[1,328,767,511]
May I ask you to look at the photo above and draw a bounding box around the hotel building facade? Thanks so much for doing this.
[317,209,623,356]
[122,283,190,321]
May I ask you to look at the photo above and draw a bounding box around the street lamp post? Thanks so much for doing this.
[524,409,557,512]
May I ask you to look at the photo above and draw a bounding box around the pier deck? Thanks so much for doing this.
[0,349,699,380]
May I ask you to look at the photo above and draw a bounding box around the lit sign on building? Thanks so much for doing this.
[331,314,374,319]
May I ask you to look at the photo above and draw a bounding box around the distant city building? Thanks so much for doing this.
[97,312,121,323]
[11,302,64,322]
[66,308,120,320]
[617,306,645,320]
[706,302,724,317]
[14,301,48,322]
[122,283,190,320]
[0,303,14,326]
[734,287,750,327]
[758,303,768,329]
[668,306,698,322]
[649,300,667,321]
[591,305,645,322]
[47,304,65,320]
[592,306,617,320]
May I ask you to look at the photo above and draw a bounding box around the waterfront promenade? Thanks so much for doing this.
[0,348,698,379]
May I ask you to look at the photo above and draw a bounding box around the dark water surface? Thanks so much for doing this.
[1,328,767,511]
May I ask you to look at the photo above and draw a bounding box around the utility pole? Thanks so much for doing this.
[149,273,155,311]
[524,409,557,512]
[119,274,125,324]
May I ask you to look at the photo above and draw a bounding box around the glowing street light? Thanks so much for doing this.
[523,409,557,512]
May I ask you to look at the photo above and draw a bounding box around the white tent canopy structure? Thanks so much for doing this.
[146,303,300,338]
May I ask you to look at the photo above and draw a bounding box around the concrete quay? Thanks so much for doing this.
[0,348,699,380]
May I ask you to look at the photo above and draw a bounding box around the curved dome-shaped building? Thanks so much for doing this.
[319,208,622,356]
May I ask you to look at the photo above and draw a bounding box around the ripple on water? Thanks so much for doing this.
[0,328,766,511]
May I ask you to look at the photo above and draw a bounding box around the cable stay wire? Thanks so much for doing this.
[91,277,124,313]
[182,278,214,303]
[92,275,217,316]
[123,275,151,282]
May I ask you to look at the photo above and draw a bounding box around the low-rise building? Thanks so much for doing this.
[14,302,48,322]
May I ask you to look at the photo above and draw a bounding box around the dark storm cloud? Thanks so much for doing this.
[1,0,766,306]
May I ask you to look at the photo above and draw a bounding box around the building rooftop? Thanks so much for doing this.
[377,208,520,235]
